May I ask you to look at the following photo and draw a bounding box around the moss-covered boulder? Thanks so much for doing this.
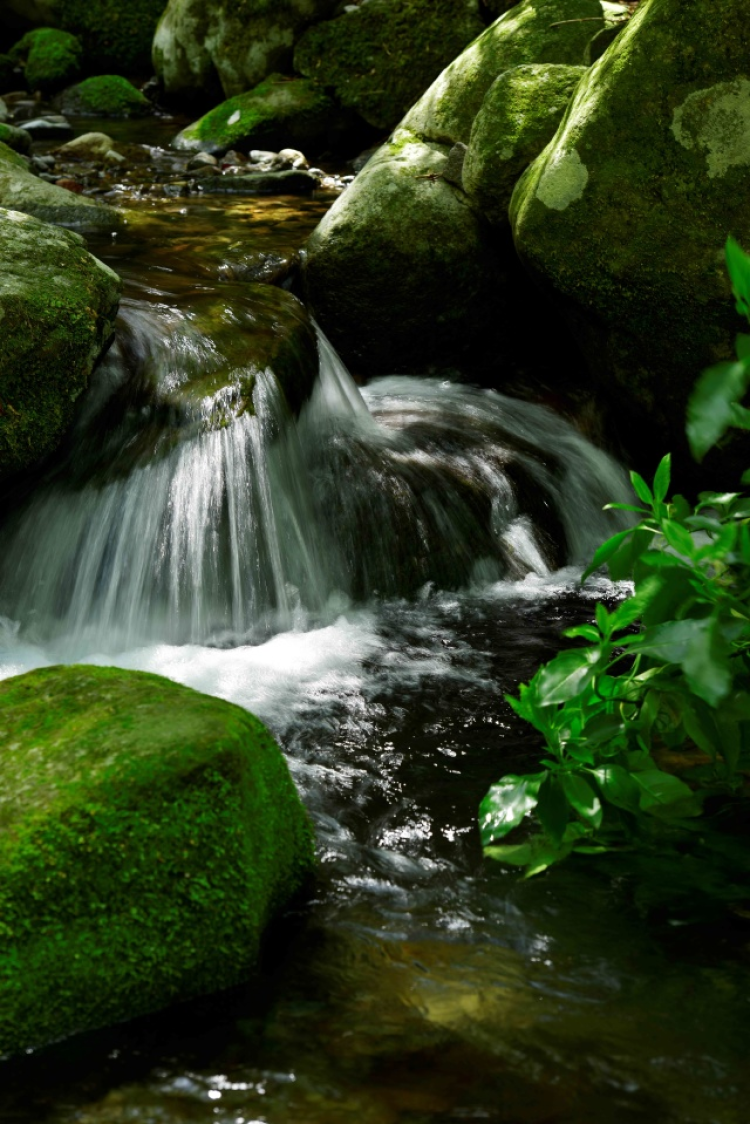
[153,0,339,104]
[57,74,152,117]
[0,664,315,1058]
[510,0,750,483]
[0,208,121,485]
[293,0,485,132]
[9,27,81,94]
[463,63,585,226]
[403,0,616,146]
[173,73,351,157]
[0,123,31,153]
[301,126,506,374]
[0,0,166,74]
[0,141,121,230]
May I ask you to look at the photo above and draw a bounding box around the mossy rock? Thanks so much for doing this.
[293,0,485,132]
[510,0,750,486]
[0,207,121,486]
[0,664,315,1058]
[0,123,32,154]
[33,0,167,74]
[173,74,351,157]
[301,125,507,374]
[57,74,152,118]
[463,63,586,226]
[153,0,339,104]
[0,142,122,230]
[403,0,611,146]
[9,27,81,94]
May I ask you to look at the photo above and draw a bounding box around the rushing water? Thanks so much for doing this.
[1,162,750,1124]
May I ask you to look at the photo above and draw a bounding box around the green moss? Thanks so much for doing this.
[59,74,152,118]
[0,140,29,169]
[55,0,166,75]
[174,74,341,156]
[0,209,121,484]
[293,0,485,131]
[0,664,315,1058]
[0,124,31,154]
[10,28,82,94]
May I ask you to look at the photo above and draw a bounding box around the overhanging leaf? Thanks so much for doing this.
[479,774,543,846]
[686,358,750,462]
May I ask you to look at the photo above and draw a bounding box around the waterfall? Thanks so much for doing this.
[0,302,630,654]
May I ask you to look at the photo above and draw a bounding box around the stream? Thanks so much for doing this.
[1,117,749,1124]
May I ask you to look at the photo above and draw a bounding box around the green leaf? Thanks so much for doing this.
[581,528,634,581]
[589,764,640,812]
[681,617,732,707]
[632,769,701,818]
[562,624,601,642]
[535,774,569,843]
[661,521,695,558]
[726,236,750,321]
[607,527,657,581]
[630,471,654,506]
[559,773,603,829]
[479,774,543,845]
[536,648,600,704]
[737,333,750,360]
[653,454,671,504]
[686,358,750,461]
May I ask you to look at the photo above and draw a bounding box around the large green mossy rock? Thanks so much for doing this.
[463,63,585,226]
[0,123,31,153]
[301,126,506,374]
[293,0,485,132]
[510,0,750,483]
[0,665,315,1058]
[0,0,166,74]
[57,74,152,117]
[403,0,614,146]
[173,73,350,157]
[9,27,81,94]
[0,208,121,486]
[0,141,121,230]
[153,0,339,104]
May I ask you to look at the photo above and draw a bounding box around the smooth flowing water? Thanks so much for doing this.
[1,163,749,1124]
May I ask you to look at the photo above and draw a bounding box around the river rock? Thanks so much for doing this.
[463,63,585,226]
[301,126,505,374]
[174,74,352,157]
[0,122,31,153]
[510,0,750,483]
[53,130,122,162]
[20,115,73,140]
[293,0,485,131]
[0,207,121,486]
[9,27,81,94]
[0,140,120,229]
[0,0,165,74]
[200,169,316,195]
[57,75,152,118]
[403,0,613,146]
[0,664,315,1058]
[153,0,339,104]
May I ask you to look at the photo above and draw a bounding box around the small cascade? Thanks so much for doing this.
[0,301,631,652]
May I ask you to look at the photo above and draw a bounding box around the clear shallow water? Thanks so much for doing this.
[1,177,750,1124]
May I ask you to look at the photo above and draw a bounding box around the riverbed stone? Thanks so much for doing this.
[0,664,315,1058]
[53,130,121,161]
[173,74,351,157]
[301,126,505,374]
[57,75,152,117]
[0,207,121,485]
[293,0,485,131]
[153,0,339,104]
[403,0,616,146]
[9,27,81,94]
[463,63,585,226]
[0,140,121,230]
[510,0,750,483]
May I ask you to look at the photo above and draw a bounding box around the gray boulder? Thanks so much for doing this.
[510,0,750,482]
[153,0,339,103]
[0,206,121,485]
[0,139,121,230]
[463,63,586,226]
